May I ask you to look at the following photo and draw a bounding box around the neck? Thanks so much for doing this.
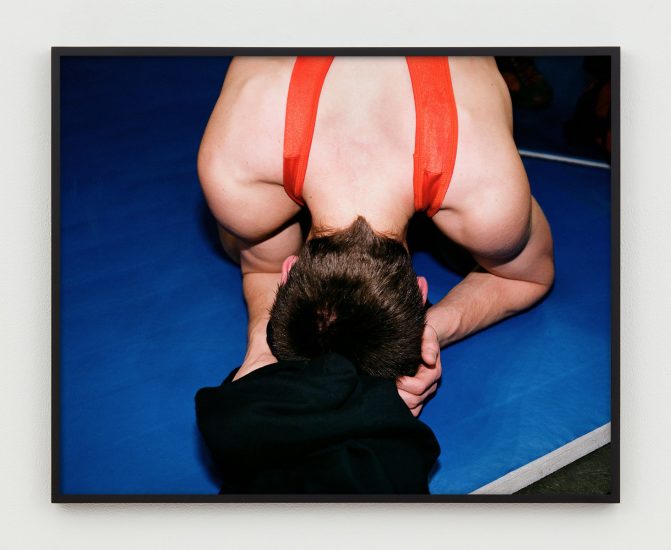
[308,208,411,244]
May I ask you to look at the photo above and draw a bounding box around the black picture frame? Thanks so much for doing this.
[52,46,620,504]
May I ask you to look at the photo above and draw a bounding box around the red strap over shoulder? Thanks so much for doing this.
[406,57,458,217]
[283,56,335,206]
[283,56,458,216]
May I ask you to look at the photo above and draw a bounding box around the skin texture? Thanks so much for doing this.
[198,56,555,416]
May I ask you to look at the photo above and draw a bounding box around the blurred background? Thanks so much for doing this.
[497,56,611,162]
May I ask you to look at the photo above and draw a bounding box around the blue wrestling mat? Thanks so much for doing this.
[57,56,612,495]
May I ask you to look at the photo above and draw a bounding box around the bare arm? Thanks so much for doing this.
[429,195,555,347]
[234,222,304,379]
[197,55,306,378]
[213,224,281,359]
[429,58,554,345]
[397,193,553,415]
[198,174,303,379]
[198,98,303,378]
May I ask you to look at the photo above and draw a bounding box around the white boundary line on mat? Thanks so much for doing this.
[518,148,611,169]
[470,423,611,495]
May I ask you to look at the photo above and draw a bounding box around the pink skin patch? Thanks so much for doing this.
[417,276,428,305]
[280,255,299,284]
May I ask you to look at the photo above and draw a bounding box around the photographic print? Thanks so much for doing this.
[52,48,618,502]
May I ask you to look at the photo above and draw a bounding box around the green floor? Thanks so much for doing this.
[516,444,612,495]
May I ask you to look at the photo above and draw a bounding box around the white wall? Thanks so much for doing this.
[1,1,669,548]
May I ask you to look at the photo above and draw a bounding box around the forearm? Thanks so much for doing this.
[241,271,282,357]
[427,269,552,347]
[429,192,555,347]
[233,219,303,366]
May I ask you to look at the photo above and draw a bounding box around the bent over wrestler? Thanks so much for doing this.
[197,56,555,415]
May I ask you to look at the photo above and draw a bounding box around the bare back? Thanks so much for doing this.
[198,56,549,282]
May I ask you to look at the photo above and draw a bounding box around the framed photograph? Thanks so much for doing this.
[52,47,619,503]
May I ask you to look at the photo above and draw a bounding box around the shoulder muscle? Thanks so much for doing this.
[197,58,299,242]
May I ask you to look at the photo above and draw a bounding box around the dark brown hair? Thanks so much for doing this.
[267,217,425,379]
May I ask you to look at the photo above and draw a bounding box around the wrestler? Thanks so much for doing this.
[197,56,555,415]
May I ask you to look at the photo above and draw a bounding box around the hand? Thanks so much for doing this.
[396,324,442,416]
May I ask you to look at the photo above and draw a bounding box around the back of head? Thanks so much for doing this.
[268,217,425,379]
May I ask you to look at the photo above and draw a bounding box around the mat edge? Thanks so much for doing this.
[470,423,611,495]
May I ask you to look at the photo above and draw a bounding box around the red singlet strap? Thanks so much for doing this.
[406,57,458,217]
[283,56,335,206]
